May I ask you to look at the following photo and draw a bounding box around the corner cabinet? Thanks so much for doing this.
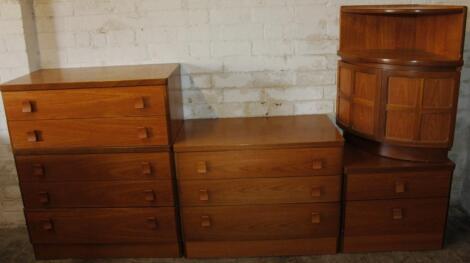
[336,5,467,161]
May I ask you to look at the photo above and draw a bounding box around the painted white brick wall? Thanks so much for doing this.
[0,0,39,228]
[1,0,470,227]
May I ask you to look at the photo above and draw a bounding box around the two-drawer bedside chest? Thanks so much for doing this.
[173,115,344,258]
[342,143,454,252]
[0,64,183,259]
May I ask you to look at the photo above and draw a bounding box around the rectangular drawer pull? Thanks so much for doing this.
[311,212,321,224]
[197,161,207,174]
[392,208,403,220]
[27,131,39,142]
[144,190,156,202]
[42,219,54,231]
[146,217,159,229]
[201,215,211,228]
[33,164,45,177]
[311,187,322,198]
[312,160,323,170]
[38,192,50,204]
[141,162,152,176]
[22,100,33,113]
[395,181,406,194]
[134,97,146,109]
[199,189,209,201]
[137,127,149,139]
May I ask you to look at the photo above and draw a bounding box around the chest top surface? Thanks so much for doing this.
[344,143,454,174]
[174,114,344,152]
[0,63,180,91]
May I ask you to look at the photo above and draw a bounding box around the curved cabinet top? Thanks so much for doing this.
[339,5,467,67]
[341,5,466,15]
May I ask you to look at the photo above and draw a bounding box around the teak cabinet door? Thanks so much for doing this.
[384,70,459,147]
[176,147,342,180]
[21,180,174,208]
[16,152,172,182]
[182,203,340,241]
[337,62,380,137]
[3,86,167,120]
[8,116,168,150]
[179,176,341,206]
[26,208,178,244]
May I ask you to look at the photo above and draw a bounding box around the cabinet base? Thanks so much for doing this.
[342,233,443,253]
[344,132,448,162]
[33,243,181,259]
[185,238,338,258]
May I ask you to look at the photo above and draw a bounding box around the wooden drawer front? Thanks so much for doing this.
[182,204,340,241]
[344,198,448,237]
[26,208,178,244]
[346,170,451,201]
[176,147,342,180]
[16,152,171,182]
[179,176,341,206]
[9,117,168,150]
[21,180,174,208]
[3,87,167,120]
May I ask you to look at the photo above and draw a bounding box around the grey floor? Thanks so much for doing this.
[1,207,470,263]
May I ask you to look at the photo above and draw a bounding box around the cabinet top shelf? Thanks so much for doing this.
[338,49,462,67]
[341,5,466,15]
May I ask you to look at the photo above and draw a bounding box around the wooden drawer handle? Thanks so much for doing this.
[134,97,146,109]
[22,100,33,113]
[395,181,406,194]
[311,212,321,224]
[201,215,211,228]
[141,162,152,176]
[38,192,50,204]
[33,164,45,177]
[144,190,156,202]
[41,219,54,231]
[197,161,207,174]
[312,160,323,170]
[27,131,39,142]
[137,127,150,139]
[146,217,158,229]
[199,189,209,201]
[392,208,403,220]
[311,187,322,198]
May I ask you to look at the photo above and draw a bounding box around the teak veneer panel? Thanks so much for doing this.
[3,86,167,120]
[185,238,338,258]
[21,180,174,208]
[179,176,341,206]
[9,116,169,150]
[174,115,343,152]
[0,64,180,91]
[345,170,452,201]
[15,152,172,182]
[176,147,342,180]
[34,243,180,259]
[182,204,340,241]
[26,208,178,244]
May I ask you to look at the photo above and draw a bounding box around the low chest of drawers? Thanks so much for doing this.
[0,64,183,259]
[342,144,454,252]
[173,115,344,258]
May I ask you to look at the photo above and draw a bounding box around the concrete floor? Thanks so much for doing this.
[1,207,469,263]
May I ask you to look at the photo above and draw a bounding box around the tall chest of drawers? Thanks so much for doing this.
[0,64,183,259]
[342,144,454,252]
[174,115,344,258]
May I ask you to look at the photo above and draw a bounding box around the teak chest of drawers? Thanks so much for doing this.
[342,144,454,252]
[173,115,344,258]
[0,64,183,259]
